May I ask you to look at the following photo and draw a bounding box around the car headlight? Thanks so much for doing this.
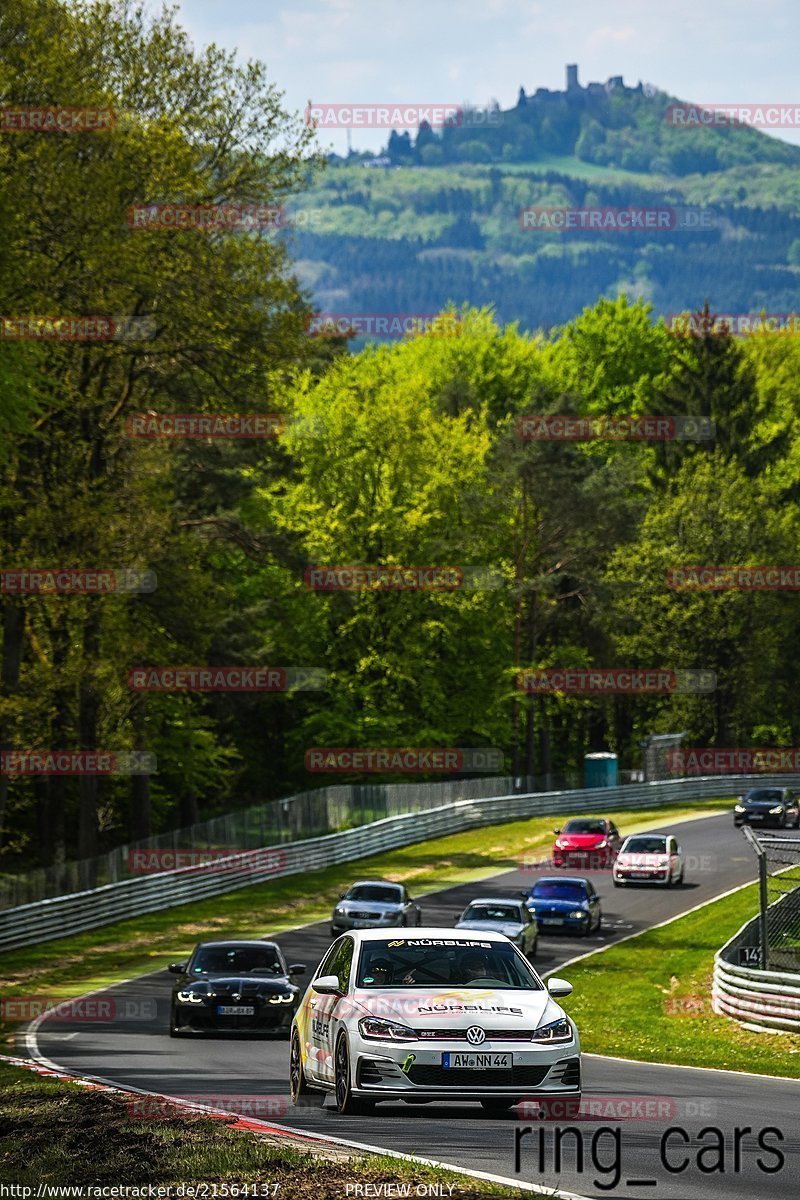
[734,804,746,813]
[569,910,587,919]
[769,806,784,814]
[334,907,346,916]
[268,993,295,1004]
[531,1017,572,1043]
[358,1016,417,1041]
[176,990,206,1004]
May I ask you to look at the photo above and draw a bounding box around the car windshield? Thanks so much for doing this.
[531,882,587,901]
[746,790,782,804]
[345,884,402,902]
[623,837,667,854]
[562,819,607,834]
[357,937,542,989]
[190,946,284,975]
[461,903,521,922]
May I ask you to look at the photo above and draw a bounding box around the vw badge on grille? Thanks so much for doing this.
[466,1025,485,1045]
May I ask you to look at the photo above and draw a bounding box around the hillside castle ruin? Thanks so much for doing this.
[517,64,645,107]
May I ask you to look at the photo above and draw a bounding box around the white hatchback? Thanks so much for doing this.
[612,833,685,887]
[289,927,581,1114]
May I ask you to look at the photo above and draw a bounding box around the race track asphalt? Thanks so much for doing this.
[29,811,800,1199]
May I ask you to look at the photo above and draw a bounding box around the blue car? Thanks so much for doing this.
[524,876,602,937]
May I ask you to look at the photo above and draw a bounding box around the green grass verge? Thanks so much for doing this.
[0,800,724,1009]
[564,882,800,1077]
[0,1058,524,1194]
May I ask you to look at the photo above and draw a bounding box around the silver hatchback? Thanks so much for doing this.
[331,880,422,937]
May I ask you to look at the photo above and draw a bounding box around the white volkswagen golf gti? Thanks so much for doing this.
[289,927,581,1114]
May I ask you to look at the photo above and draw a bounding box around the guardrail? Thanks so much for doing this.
[713,914,800,1033]
[1,772,793,953]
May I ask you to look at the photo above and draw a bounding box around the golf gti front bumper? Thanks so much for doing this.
[350,1027,582,1100]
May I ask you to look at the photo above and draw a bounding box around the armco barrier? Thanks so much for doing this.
[0,773,793,952]
[713,914,800,1033]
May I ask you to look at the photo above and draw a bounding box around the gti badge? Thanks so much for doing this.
[466,1026,486,1045]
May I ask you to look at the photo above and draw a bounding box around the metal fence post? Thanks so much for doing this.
[742,825,769,970]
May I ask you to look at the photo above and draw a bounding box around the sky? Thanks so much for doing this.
[166,0,800,154]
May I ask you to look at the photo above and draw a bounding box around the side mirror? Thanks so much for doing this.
[312,974,342,995]
[289,963,306,975]
[547,976,573,998]
[168,962,186,974]
[553,828,561,835]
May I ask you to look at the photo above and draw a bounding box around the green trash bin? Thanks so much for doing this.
[584,752,618,788]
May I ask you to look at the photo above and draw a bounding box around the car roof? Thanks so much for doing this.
[345,926,508,942]
[465,897,523,905]
[192,940,281,950]
[622,832,667,840]
[531,876,589,885]
[562,816,610,824]
[347,879,402,888]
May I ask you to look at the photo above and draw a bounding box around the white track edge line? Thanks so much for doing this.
[584,1051,800,1085]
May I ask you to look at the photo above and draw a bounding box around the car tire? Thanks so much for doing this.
[795,811,800,829]
[678,867,685,885]
[289,1029,323,1106]
[334,1034,373,1115]
[480,1098,515,1113]
[169,1011,183,1038]
[595,914,603,934]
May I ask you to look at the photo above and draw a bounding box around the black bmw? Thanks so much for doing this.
[168,940,306,1036]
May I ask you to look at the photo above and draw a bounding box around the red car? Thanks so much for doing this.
[551,817,622,870]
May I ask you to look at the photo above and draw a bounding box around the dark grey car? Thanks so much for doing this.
[734,787,800,829]
[330,880,422,937]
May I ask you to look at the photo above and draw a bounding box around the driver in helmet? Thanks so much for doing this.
[461,949,491,981]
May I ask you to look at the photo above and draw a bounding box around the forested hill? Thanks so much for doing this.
[290,68,800,333]
[377,66,800,174]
